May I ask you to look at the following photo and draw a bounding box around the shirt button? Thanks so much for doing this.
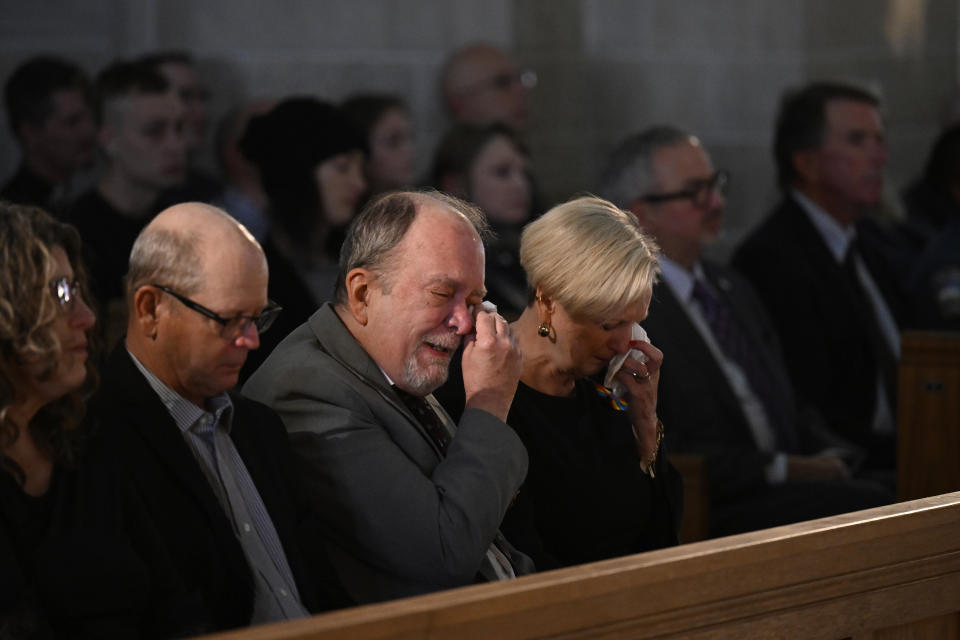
[280,589,288,597]
[243,523,251,533]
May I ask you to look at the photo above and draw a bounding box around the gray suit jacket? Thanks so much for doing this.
[242,303,532,604]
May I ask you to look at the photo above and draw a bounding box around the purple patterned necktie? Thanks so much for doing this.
[691,279,798,452]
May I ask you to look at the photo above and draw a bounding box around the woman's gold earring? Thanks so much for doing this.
[537,323,550,337]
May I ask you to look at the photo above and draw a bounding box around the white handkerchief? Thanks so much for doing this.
[603,323,650,400]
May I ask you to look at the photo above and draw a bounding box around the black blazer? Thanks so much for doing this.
[642,261,803,500]
[87,347,338,632]
[0,458,208,639]
[731,197,899,466]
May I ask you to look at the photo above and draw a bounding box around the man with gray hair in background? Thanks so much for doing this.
[244,190,534,604]
[87,202,342,632]
[599,126,892,536]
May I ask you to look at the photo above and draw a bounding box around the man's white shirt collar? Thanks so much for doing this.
[791,189,855,263]
[658,255,707,302]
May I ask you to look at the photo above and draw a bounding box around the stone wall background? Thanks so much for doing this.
[1,0,955,257]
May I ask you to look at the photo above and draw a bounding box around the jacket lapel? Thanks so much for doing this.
[307,304,448,458]
[105,348,244,541]
[648,280,752,429]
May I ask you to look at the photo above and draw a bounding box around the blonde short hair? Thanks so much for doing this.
[520,196,659,320]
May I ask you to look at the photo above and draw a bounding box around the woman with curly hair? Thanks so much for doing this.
[0,205,95,492]
[0,202,95,636]
[0,203,203,638]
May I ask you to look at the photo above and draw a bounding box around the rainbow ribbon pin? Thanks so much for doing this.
[594,383,629,411]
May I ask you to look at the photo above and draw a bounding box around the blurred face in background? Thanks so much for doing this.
[800,98,887,225]
[447,46,533,132]
[158,61,210,154]
[467,134,531,225]
[366,107,415,193]
[315,150,367,226]
[23,88,96,180]
[636,139,726,269]
[100,91,187,191]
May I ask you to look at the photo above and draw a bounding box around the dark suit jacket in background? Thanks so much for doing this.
[731,197,903,468]
[642,261,803,501]
[87,347,336,632]
[645,259,892,535]
[243,303,533,605]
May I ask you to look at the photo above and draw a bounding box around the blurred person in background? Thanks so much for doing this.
[342,93,416,203]
[2,56,96,214]
[441,43,535,133]
[139,51,222,206]
[431,122,533,317]
[66,60,186,347]
[239,97,367,377]
[212,98,277,242]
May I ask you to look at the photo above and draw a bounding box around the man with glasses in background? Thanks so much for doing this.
[87,202,344,632]
[441,43,536,133]
[599,126,891,537]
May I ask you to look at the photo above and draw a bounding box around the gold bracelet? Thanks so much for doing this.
[638,418,664,478]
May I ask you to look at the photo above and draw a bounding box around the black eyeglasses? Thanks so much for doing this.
[51,277,83,312]
[152,284,282,340]
[641,170,729,209]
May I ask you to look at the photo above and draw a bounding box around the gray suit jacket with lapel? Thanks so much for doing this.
[243,303,533,604]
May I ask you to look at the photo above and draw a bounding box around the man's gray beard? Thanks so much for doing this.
[400,356,450,396]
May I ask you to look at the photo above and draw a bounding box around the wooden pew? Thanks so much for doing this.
[669,453,710,543]
[898,331,960,501]
[199,492,960,640]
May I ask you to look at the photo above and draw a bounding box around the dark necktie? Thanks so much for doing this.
[691,279,798,452]
[393,387,451,454]
[394,386,517,579]
[843,241,898,408]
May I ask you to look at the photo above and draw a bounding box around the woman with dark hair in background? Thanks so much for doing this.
[342,94,416,200]
[431,122,533,317]
[0,203,202,638]
[239,97,367,377]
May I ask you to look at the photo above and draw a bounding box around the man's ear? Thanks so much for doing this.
[344,267,375,326]
[627,199,657,233]
[132,286,162,339]
[793,149,819,186]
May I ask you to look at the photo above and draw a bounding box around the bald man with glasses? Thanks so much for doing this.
[599,126,892,537]
[86,202,345,632]
[441,43,535,132]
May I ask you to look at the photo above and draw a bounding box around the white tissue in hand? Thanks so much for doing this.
[603,323,649,400]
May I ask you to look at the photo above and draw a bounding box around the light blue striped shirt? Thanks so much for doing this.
[129,351,308,624]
